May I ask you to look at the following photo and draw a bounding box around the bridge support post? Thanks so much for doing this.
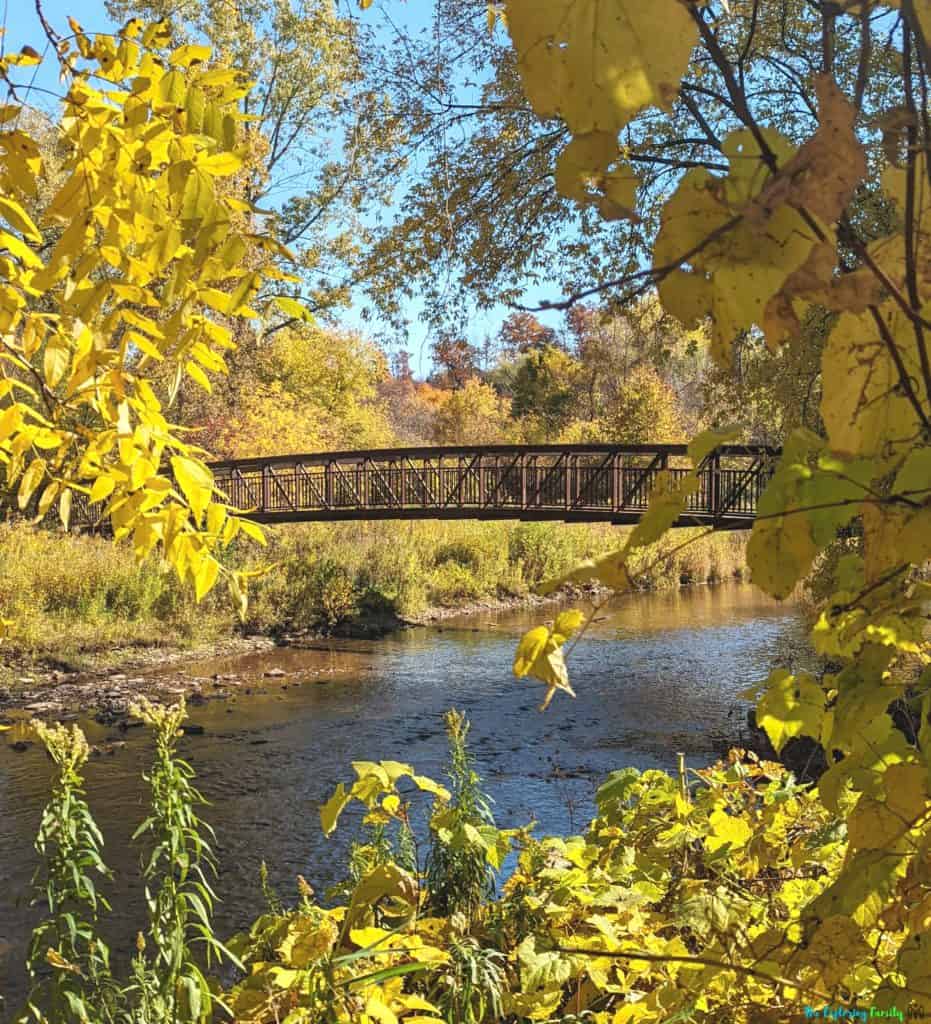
[711,453,721,518]
[612,453,620,512]
[261,464,270,511]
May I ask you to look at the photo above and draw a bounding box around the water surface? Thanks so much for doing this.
[0,582,805,1007]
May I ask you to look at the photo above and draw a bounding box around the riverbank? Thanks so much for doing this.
[0,586,593,722]
[0,519,749,719]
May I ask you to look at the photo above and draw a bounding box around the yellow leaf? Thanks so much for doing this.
[654,131,818,364]
[59,488,72,530]
[365,994,398,1024]
[755,669,824,753]
[0,229,41,268]
[186,360,212,392]
[199,151,242,175]
[821,305,927,461]
[90,475,116,504]
[513,626,576,711]
[687,427,741,467]
[126,330,164,362]
[170,43,212,67]
[553,609,585,640]
[119,308,165,339]
[320,782,351,836]
[228,271,262,314]
[37,480,60,517]
[236,518,266,544]
[271,294,313,321]
[847,794,914,851]
[504,0,697,136]
[705,809,753,853]
[43,336,70,388]
[195,555,220,602]
[6,46,42,67]
[228,573,248,621]
[626,470,699,551]
[171,455,213,524]
[18,457,46,509]
[513,626,549,677]
[180,168,215,224]
[538,549,630,595]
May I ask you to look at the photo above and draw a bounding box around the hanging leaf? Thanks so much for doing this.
[504,0,697,136]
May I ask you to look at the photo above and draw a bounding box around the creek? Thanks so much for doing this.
[0,581,806,1008]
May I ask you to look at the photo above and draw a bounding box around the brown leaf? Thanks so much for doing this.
[752,75,867,226]
[762,240,884,349]
[873,106,916,168]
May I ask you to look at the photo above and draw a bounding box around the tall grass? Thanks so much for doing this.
[238,520,748,631]
[0,518,748,672]
[0,523,229,671]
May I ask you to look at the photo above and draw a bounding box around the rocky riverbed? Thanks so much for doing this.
[0,589,579,724]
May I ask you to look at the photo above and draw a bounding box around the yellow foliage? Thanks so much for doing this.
[0,23,302,617]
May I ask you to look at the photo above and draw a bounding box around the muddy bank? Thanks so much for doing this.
[0,585,587,722]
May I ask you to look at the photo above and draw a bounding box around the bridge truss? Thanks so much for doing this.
[204,444,778,530]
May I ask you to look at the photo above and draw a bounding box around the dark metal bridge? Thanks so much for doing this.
[207,444,779,530]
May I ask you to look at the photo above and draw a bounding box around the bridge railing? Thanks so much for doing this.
[203,444,778,526]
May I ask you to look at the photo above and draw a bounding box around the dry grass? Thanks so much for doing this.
[0,519,750,676]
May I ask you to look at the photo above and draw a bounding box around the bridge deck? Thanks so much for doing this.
[204,444,778,530]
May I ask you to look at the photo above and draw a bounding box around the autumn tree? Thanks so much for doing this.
[0,19,308,624]
[429,332,481,390]
[497,311,558,357]
[505,344,581,440]
[431,379,512,446]
[207,326,393,457]
[105,0,385,320]
[354,1,900,339]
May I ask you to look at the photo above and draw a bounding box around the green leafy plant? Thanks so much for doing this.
[127,697,238,1023]
[425,710,502,924]
[427,934,506,1024]
[22,720,118,1024]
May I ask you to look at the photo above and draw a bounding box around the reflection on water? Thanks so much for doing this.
[0,582,804,1006]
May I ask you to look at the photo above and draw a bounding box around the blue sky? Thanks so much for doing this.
[3,0,567,375]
